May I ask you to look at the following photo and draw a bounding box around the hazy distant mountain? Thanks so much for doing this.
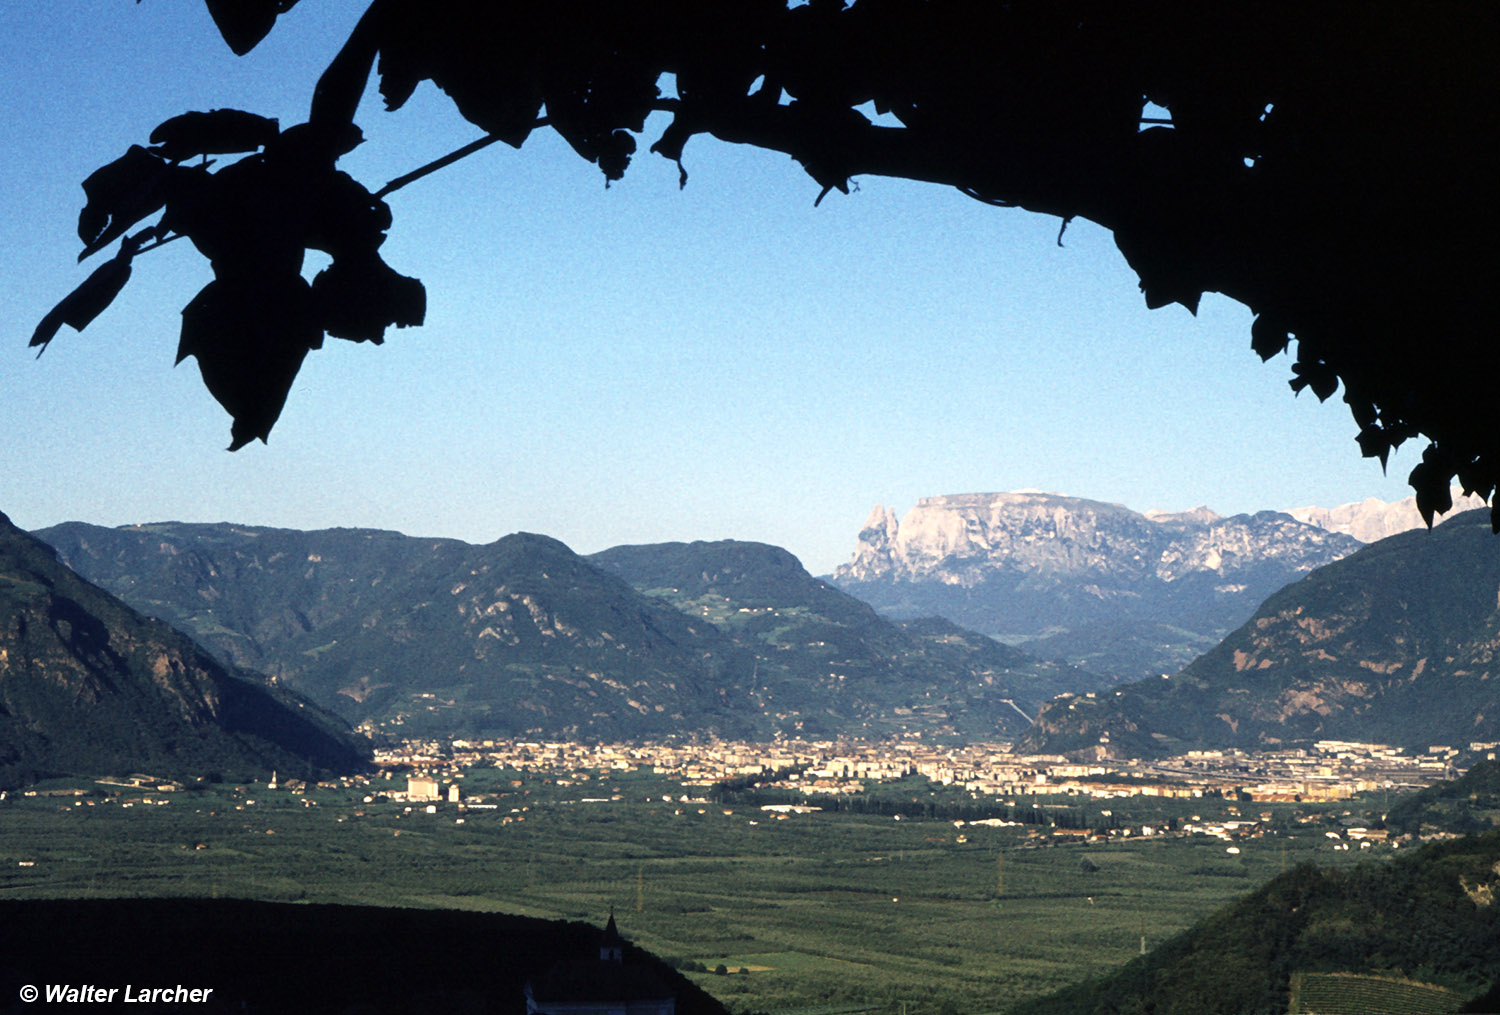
[1288,488,1486,542]
[36,524,1084,742]
[589,539,1092,737]
[0,512,366,788]
[829,492,1362,681]
[1018,509,1500,757]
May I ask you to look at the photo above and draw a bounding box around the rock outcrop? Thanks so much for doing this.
[1288,489,1486,543]
[830,492,1362,680]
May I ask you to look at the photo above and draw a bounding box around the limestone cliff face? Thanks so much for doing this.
[838,493,1354,587]
[1153,511,1354,584]
[831,492,1362,681]
[834,491,1362,584]
[840,493,1164,584]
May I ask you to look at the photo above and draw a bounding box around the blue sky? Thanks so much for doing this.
[0,2,1418,574]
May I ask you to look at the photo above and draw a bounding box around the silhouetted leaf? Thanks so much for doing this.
[1409,446,1456,528]
[1250,314,1290,361]
[169,129,365,277]
[177,276,319,450]
[77,146,173,259]
[1139,273,1203,314]
[1342,389,1378,430]
[1289,360,1338,401]
[596,130,638,183]
[1456,464,1495,505]
[204,0,301,56]
[149,109,280,162]
[302,172,391,258]
[30,0,1500,503]
[649,119,695,185]
[311,252,426,343]
[1355,425,1391,470]
[309,1,384,129]
[29,249,134,354]
[169,155,305,276]
[267,121,365,163]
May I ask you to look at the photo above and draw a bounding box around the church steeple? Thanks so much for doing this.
[600,910,623,963]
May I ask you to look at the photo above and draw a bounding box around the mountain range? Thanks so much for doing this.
[829,492,1364,681]
[0,511,366,789]
[1019,508,1500,757]
[23,487,1499,755]
[34,523,1089,742]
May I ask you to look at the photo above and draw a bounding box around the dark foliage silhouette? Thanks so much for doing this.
[30,2,1498,527]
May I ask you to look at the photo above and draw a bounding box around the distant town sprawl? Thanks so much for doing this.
[381,736,1492,806]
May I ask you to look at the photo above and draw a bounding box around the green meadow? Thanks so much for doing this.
[0,767,1394,1013]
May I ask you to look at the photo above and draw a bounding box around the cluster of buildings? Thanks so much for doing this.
[374,736,1487,805]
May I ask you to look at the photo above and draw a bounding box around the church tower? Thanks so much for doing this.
[600,911,623,963]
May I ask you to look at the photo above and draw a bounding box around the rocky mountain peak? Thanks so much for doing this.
[829,491,1363,681]
[1287,488,1487,543]
[832,493,1351,587]
[842,504,902,582]
[1144,505,1221,526]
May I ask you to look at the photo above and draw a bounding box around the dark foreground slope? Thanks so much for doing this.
[1021,509,1500,756]
[1014,830,1500,1015]
[0,512,366,789]
[0,898,725,1015]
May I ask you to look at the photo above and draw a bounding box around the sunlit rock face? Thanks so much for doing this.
[1287,489,1486,543]
[831,492,1362,681]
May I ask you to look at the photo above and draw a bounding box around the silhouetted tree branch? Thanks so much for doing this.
[31,1,1500,529]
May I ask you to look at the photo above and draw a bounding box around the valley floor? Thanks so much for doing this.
[0,767,1402,1014]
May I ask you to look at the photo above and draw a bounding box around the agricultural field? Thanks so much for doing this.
[0,768,1398,1014]
[1288,972,1467,1015]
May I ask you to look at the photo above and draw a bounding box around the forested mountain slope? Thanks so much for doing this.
[38,523,1084,741]
[0,512,366,788]
[1020,510,1500,756]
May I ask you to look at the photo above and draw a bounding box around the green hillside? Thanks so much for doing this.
[37,521,749,741]
[1287,971,1465,1015]
[1014,830,1500,1015]
[1387,759,1500,837]
[591,539,1094,737]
